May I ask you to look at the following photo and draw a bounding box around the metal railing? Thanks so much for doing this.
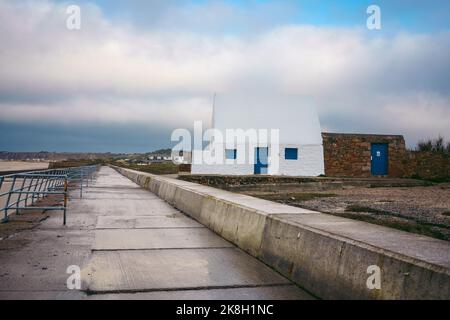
[0,165,100,225]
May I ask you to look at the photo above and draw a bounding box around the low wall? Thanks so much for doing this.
[112,166,450,300]
[402,151,450,181]
[179,175,430,190]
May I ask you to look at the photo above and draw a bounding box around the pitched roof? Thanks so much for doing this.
[213,93,323,145]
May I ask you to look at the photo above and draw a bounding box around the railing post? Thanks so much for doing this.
[25,177,33,207]
[48,176,55,192]
[80,168,83,198]
[42,175,51,197]
[63,176,68,226]
[0,176,4,222]
[57,170,63,189]
[38,177,45,201]
[3,176,16,222]
[31,177,39,204]
[16,177,27,215]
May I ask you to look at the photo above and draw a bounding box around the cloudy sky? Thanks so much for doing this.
[0,0,449,152]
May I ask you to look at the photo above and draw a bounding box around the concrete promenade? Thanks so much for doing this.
[0,166,312,299]
[115,166,450,300]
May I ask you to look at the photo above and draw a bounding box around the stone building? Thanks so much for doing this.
[322,133,407,177]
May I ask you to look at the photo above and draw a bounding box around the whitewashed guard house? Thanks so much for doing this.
[191,93,325,176]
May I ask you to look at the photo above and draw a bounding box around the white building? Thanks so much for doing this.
[191,93,325,176]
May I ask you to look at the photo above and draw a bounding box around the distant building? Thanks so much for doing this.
[173,150,192,165]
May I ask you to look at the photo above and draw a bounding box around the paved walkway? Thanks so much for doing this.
[0,166,313,299]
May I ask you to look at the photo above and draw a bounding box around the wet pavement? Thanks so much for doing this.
[0,166,314,300]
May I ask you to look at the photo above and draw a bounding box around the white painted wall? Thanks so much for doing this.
[191,143,325,176]
[277,144,324,176]
[191,142,254,175]
[191,163,253,175]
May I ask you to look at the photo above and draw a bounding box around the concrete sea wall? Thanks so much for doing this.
[112,166,450,300]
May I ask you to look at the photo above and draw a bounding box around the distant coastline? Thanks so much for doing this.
[0,151,126,162]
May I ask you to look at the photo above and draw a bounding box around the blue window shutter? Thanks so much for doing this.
[285,148,298,160]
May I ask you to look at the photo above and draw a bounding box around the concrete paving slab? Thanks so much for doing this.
[96,215,203,229]
[0,229,92,291]
[88,177,139,188]
[41,213,98,230]
[84,189,156,196]
[85,248,291,293]
[80,192,161,200]
[68,199,180,216]
[86,186,143,191]
[93,228,233,250]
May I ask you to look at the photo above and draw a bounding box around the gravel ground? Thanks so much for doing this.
[304,185,450,225]
[243,184,450,241]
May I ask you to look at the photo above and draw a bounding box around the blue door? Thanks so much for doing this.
[371,143,388,176]
[254,147,268,174]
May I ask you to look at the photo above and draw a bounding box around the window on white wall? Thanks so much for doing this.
[225,149,237,160]
[285,148,298,160]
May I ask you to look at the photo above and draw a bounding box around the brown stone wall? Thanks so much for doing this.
[402,151,450,181]
[322,133,407,177]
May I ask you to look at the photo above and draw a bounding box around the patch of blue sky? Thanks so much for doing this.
[54,0,450,34]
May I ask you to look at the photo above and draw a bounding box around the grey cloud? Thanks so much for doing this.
[0,0,449,151]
